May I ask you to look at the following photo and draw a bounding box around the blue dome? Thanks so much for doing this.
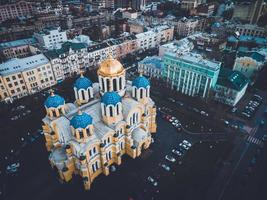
[74,76,93,90]
[132,76,150,88]
[70,112,93,129]
[44,94,65,108]
[101,91,121,106]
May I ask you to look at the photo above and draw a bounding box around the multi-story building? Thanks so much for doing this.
[235,24,266,37]
[232,0,264,24]
[34,27,68,50]
[163,52,221,99]
[113,35,138,58]
[87,42,117,68]
[136,25,174,51]
[0,54,56,102]
[138,56,163,79]
[233,50,266,81]
[45,42,88,83]
[0,0,33,22]
[0,38,38,61]
[41,56,157,190]
[181,0,205,10]
[174,17,200,37]
[131,0,146,10]
[214,68,249,107]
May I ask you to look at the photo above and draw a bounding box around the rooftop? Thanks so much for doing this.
[216,68,249,91]
[139,56,163,69]
[0,54,49,76]
[0,38,37,50]
[165,52,221,71]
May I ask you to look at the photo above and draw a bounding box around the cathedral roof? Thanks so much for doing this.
[98,55,124,76]
[44,93,65,108]
[101,91,121,106]
[132,75,150,88]
[74,75,93,90]
[70,111,93,129]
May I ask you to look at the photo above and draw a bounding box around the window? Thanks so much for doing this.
[6,77,10,82]
[79,130,84,139]
[113,78,117,91]
[14,82,18,86]
[109,106,113,117]
[8,83,12,88]
[116,104,119,115]
[11,90,15,94]
[18,74,22,78]
[81,90,85,100]
[140,89,143,98]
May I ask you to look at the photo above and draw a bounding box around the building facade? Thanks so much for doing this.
[0,54,56,102]
[138,56,163,79]
[214,68,249,107]
[41,56,157,190]
[174,17,200,37]
[181,0,205,10]
[34,27,68,50]
[235,24,266,38]
[163,52,221,99]
[233,51,266,81]
[45,42,88,82]
[0,0,33,22]
[0,38,38,61]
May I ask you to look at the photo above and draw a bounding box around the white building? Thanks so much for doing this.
[214,68,249,107]
[34,27,68,50]
[235,24,266,37]
[136,25,174,51]
[181,0,206,10]
[159,38,194,57]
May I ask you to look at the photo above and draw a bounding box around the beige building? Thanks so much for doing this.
[0,54,56,102]
[41,56,157,190]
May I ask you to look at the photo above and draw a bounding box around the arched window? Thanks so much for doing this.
[104,105,107,116]
[140,89,143,98]
[119,77,122,90]
[52,109,57,117]
[81,90,85,100]
[109,106,113,117]
[133,113,136,124]
[86,128,90,136]
[88,88,91,98]
[113,78,117,91]
[116,104,119,115]
[107,79,110,91]
[79,130,84,138]
[146,88,148,97]
[136,113,139,123]
[101,78,105,91]
[134,87,137,97]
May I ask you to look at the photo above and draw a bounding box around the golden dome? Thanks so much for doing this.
[98,55,125,76]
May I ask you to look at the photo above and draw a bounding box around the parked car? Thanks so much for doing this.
[179,143,189,150]
[172,149,182,156]
[182,140,192,147]
[262,135,267,141]
[147,176,158,186]
[165,155,176,162]
[200,111,209,117]
[231,107,237,113]
[159,163,170,171]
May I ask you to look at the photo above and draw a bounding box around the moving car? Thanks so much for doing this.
[159,163,170,171]
[147,176,158,186]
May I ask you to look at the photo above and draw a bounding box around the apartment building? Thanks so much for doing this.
[34,27,68,50]
[0,54,56,102]
[0,0,33,22]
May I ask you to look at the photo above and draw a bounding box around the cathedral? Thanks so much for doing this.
[41,55,157,190]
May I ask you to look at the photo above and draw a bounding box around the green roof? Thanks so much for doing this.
[217,68,249,91]
[45,42,86,59]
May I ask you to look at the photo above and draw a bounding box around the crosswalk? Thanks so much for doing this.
[246,135,264,147]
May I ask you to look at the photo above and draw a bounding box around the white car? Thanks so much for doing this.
[182,140,192,147]
[165,155,176,162]
[172,149,182,156]
[147,176,158,186]
[179,143,189,150]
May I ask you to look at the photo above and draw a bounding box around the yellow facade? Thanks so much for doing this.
[41,57,157,190]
